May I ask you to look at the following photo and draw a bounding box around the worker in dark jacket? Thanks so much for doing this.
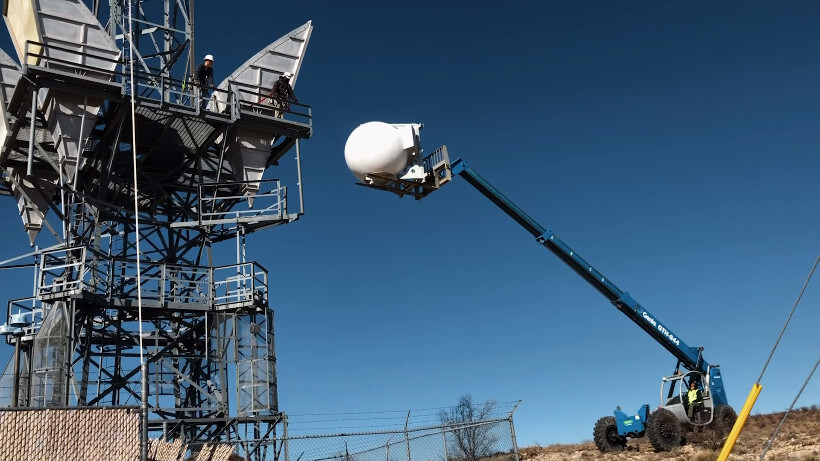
[194,54,214,110]
[271,71,298,117]
[686,380,704,421]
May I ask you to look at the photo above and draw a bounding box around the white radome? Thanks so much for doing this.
[344,122,410,181]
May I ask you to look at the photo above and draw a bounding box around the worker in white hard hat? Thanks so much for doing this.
[270,71,298,118]
[194,54,214,110]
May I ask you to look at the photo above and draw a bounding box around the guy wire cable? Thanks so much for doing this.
[756,254,819,383]
[755,254,819,459]
[759,355,820,460]
[126,1,148,459]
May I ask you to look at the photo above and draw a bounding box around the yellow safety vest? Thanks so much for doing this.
[688,388,700,403]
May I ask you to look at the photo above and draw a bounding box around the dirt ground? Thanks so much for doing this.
[519,407,820,461]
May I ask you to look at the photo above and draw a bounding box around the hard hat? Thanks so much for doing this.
[204,54,214,62]
[283,72,292,78]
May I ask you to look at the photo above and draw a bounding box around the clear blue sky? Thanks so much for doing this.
[1,0,819,447]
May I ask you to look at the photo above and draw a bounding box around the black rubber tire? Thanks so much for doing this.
[712,405,738,434]
[593,416,626,452]
[646,408,681,452]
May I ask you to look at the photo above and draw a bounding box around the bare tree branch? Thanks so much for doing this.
[439,394,498,461]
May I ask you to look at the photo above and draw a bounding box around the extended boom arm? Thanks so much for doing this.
[450,158,728,406]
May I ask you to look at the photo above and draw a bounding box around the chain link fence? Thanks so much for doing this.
[282,418,518,461]
[274,401,521,461]
[0,402,520,461]
[174,402,523,461]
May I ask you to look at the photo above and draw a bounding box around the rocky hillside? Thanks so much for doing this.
[520,407,820,460]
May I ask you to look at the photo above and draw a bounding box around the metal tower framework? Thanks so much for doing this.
[0,1,312,458]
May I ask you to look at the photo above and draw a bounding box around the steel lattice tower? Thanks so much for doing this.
[0,1,312,458]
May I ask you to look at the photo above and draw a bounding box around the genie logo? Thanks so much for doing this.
[642,311,681,346]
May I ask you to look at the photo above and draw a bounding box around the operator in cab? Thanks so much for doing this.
[686,380,704,421]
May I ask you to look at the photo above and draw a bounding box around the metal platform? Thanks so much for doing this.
[356,145,453,200]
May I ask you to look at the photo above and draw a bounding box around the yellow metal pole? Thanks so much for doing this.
[717,383,763,461]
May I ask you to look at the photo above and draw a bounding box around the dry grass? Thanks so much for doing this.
[520,407,820,461]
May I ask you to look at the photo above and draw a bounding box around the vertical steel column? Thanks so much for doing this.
[253,421,261,460]
[107,1,119,39]
[163,0,170,62]
[113,314,122,406]
[65,301,76,405]
[78,313,93,405]
[11,337,20,407]
[26,90,36,176]
[295,139,305,214]
[25,334,33,405]
[72,96,89,191]
[218,313,230,416]
[141,361,149,461]
[188,0,195,78]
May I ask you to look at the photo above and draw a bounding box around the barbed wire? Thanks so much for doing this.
[286,399,521,418]
[283,399,521,435]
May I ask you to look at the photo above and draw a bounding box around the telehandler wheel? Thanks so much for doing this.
[646,408,681,452]
[712,405,738,435]
[593,416,626,452]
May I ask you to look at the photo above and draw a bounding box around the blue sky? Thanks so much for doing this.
[1,0,820,447]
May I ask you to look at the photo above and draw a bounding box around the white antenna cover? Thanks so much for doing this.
[344,121,417,182]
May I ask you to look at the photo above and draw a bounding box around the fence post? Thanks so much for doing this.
[508,401,521,461]
[283,414,290,461]
[441,427,448,461]
[404,411,411,461]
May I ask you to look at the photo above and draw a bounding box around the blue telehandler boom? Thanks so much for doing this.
[449,157,737,451]
[346,124,737,452]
